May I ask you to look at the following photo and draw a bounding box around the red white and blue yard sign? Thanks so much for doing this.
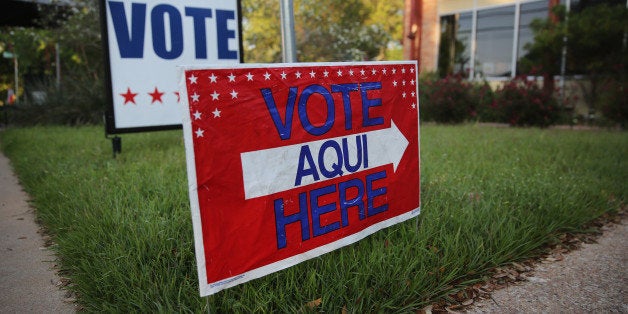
[102,0,240,133]
[180,61,420,296]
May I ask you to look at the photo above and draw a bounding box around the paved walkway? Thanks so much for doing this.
[0,151,76,313]
[467,218,627,313]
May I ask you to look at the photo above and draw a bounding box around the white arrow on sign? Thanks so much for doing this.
[240,121,409,199]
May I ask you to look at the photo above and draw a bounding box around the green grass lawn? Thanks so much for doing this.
[1,124,626,312]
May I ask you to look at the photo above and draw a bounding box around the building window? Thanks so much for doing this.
[438,12,472,76]
[475,5,516,77]
[438,0,560,80]
[517,1,549,75]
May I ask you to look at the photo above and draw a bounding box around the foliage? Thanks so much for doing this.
[9,78,104,126]
[241,0,282,63]
[242,0,403,62]
[597,78,628,128]
[566,2,627,79]
[437,15,470,77]
[493,77,559,127]
[519,2,628,122]
[567,3,628,126]
[517,5,566,80]
[419,74,478,124]
[0,0,104,125]
[472,81,497,122]
[1,125,626,311]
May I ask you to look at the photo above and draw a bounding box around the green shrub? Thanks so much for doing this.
[493,76,559,127]
[9,78,104,126]
[472,81,498,122]
[597,78,628,128]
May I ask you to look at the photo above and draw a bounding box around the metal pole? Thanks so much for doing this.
[55,43,61,89]
[279,0,297,63]
[469,0,478,80]
[559,0,570,102]
[511,2,521,78]
[14,56,18,103]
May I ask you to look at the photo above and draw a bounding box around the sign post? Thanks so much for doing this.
[99,0,243,155]
[180,61,421,296]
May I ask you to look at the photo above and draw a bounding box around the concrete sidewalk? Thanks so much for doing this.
[467,220,627,313]
[0,151,76,313]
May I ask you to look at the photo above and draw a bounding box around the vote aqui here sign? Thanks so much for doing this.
[180,61,421,296]
[101,0,241,133]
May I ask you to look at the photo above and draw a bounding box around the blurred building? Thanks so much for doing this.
[405,0,577,79]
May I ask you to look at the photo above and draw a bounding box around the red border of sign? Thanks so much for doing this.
[180,61,420,296]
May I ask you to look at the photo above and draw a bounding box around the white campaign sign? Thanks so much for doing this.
[104,0,240,131]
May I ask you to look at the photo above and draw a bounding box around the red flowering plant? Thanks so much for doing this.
[493,76,559,127]
[419,74,477,123]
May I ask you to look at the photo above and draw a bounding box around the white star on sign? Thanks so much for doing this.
[191,92,200,102]
[281,71,287,79]
[371,68,377,75]
[228,73,236,82]
[402,68,406,74]
[193,110,202,120]
[337,70,343,76]
[188,74,198,84]
[246,72,254,81]
[264,72,271,80]
[412,103,416,109]
[296,71,302,78]
[349,69,354,76]
[411,91,416,97]
[382,68,387,74]
[402,80,406,86]
[309,70,316,78]
[323,70,329,77]
[392,80,398,87]
[410,67,415,73]
[360,69,366,76]
[402,92,407,98]
[392,68,397,74]
[209,73,217,83]
[211,91,219,100]
[212,108,221,118]
[230,90,238,99]
[195,128,204,138]
[411,79,415,85]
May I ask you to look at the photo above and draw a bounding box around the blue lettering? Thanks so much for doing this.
[274,195,310,249]
[360,82,384,127]
[342,135,363,173]
[295,145,320,186]
[298,85,335,136]
[261,87,298,140]
[263,82,385,138]
[109,5,241,60]
[362,134,369,168]
[366,170,388,216]
[311,184,340,237]
[295,135,369,187]
[216,10,238,59]
[339,179,365,227]
[184,7,212,59]
[108,2,146,58]
[318,140,343,178]
[331,83,359,130]
[275,171,390,249]
[151,4,183,59]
